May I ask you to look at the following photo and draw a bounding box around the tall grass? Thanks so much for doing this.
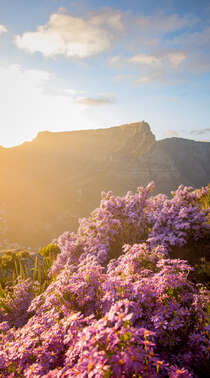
[0,244,60,291]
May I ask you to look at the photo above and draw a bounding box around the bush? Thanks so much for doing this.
[40,243,61,259]
[0,250,31,287]
[0,183,209,377]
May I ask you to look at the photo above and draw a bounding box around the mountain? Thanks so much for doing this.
[0,121,209,249]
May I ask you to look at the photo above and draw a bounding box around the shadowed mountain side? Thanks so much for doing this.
[0,121,209,248]
[136,137,210,194]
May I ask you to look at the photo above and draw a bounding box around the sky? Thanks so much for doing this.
[0,0,210,147]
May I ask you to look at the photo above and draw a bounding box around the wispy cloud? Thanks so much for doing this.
[75,96,115,106]
[128,51,187,85]
[0,24,8,35]
[128,51,186,68]
[108,55,122,65]
[191,128,210,135]
[136,11,197,35]
[163,129,179,138]
[135,73,166,84]
[165,51,187,68]
[14,8,123,58]
[111,10,209,84]
[128,54,162,66]
[172,26,210,50]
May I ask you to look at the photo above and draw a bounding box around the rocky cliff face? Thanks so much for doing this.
[0,122,209,248]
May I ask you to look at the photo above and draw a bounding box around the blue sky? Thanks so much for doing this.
[0,0,210,146]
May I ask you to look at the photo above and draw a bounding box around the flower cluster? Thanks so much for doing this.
[147,185,209,249]
[0,183,209,377]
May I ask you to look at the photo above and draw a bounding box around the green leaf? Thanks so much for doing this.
[19,260,25,280]
[33,256,38,282]
[14,259,19,278]
[0,283,6,298]
[0,299,12,313]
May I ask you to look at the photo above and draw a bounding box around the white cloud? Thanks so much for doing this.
[0,24,8,35]
[14,8,123,58]
[172,26,210,50]
[126,50,187,85]
[165,51,186,67]
[75,96,115,106]
[128,51,186,68]
[191,128,210,135]
[135,71,167,85]
[135,75,153,84]
[164,26,210,74]
[108,55,122,65]
[163,129,179,138]
[107,10,203,83]
[128,54,162,65]
[90,9,123,31]
[136,12,197,35]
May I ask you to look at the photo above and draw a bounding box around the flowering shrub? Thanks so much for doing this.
[0,183,209,377]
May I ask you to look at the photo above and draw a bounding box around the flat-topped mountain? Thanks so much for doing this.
[0,121,209,248]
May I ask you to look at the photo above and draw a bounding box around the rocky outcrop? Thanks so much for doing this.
[0,122,209,248]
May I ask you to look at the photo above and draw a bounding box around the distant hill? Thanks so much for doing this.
[0,121,209,249]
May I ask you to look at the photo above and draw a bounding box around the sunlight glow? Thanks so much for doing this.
[0,64,93,147]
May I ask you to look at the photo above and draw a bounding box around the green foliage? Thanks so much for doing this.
[40,243,61,259]
[201,192,210,210]
[30,244,61,292]
[0,245,59,292]
[0,282,6,299]
[39,243,61,277]
[0,250,30,269]
[0,250,30,287]
[33,255,38,282]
